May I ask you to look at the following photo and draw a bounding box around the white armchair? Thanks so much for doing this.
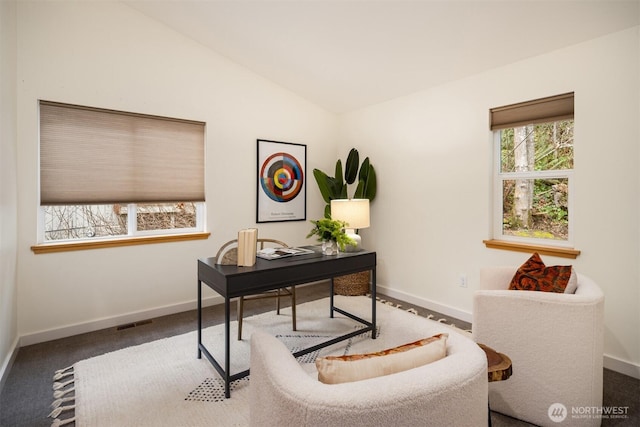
[473,267,604,427]
[249,327,488,427]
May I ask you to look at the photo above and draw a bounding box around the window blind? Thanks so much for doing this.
[490,92,574,130]
[39,100,205,205]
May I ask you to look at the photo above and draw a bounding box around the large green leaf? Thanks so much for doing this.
[358,157,370,183]
[363,165,377,201]
[333,160,345,197]
[354,164,377,201]
[344,148,359,184]
[354,180,365,198]
[331,176,346,200]
[334,159,343,184]
[313,169,333,204]
[323,204,331,218]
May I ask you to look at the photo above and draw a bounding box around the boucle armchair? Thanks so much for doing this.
[249,328,488,427]
[473,267,604,427]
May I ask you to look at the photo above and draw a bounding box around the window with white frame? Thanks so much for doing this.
[38,101,205,243]
[490,93,574,245]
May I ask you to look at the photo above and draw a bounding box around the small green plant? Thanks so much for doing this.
[307,217,356,250]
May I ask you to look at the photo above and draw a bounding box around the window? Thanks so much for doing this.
[37,101,206,245]
[490,93,574,247]
[41,203,204,241]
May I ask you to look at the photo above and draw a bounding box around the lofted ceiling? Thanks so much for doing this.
[123,0,640,113]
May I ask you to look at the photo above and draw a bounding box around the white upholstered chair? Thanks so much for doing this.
[473,267,604,427]
[215,238,296,340]
[249,327,488,427]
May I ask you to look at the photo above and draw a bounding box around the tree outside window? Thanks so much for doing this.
[496,119,573,242]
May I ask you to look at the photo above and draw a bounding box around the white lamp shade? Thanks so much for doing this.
[330,199,370,229]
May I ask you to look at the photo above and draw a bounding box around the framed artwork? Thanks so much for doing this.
[257,139,307,223]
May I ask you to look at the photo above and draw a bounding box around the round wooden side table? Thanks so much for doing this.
[479,343,512,426]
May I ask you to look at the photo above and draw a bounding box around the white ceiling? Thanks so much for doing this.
[123,0,640,113]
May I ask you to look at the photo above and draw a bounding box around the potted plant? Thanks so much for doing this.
[307,217,356,255]
[312,148,377,294]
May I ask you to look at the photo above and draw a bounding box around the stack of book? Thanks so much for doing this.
[256,246,314,260]
[237,228,258,266]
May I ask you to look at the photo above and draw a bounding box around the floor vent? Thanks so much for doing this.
[116,319,153,331]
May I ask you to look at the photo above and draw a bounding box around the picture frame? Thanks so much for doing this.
[256,139,307,223]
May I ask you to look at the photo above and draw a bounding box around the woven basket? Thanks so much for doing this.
[334,271,371,296]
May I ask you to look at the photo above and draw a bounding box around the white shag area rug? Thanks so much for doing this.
[50,295,461,427]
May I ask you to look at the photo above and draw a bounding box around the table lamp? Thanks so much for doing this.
[330,199,370,252]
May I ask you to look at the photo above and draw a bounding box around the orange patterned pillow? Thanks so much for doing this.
[509,253,572,293]
[315,333,448,384]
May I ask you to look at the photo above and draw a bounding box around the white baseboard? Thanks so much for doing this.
[19,294,224,347]
[377,284,640,380]
[0,336,19,393]
[18,281,321,347]
[376,284,473,324]
[604,353,640,380]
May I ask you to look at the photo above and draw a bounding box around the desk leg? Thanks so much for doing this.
[224,297,231,398]
[197,280,202,359]
[329,278,335,318]
[371,267,377,339]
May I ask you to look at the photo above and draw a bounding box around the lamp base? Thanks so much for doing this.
[344,230,362,252]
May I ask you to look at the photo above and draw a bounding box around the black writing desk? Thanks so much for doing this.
[197,246,377,398]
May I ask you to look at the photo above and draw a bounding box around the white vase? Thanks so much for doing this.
[322,240,339,255]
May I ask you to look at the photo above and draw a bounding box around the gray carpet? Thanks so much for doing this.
[1,282,638,427]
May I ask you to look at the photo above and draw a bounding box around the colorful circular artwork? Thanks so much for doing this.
[260,152,304,202]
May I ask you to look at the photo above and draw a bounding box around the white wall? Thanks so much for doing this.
[0,0,19,387]
[340,27,640,377]
[15,1,337,342]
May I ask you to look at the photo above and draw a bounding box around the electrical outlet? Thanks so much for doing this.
[458,274,467,288]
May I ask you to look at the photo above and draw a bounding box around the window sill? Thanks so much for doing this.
[483,239,580,259]
[31,232,211,254]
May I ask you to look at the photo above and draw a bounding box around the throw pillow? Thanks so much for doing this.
[509,252,573,293]
[315,333,448,384]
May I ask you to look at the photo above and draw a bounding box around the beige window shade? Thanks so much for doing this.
[40,101,205,205]
[490,92,574,130]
